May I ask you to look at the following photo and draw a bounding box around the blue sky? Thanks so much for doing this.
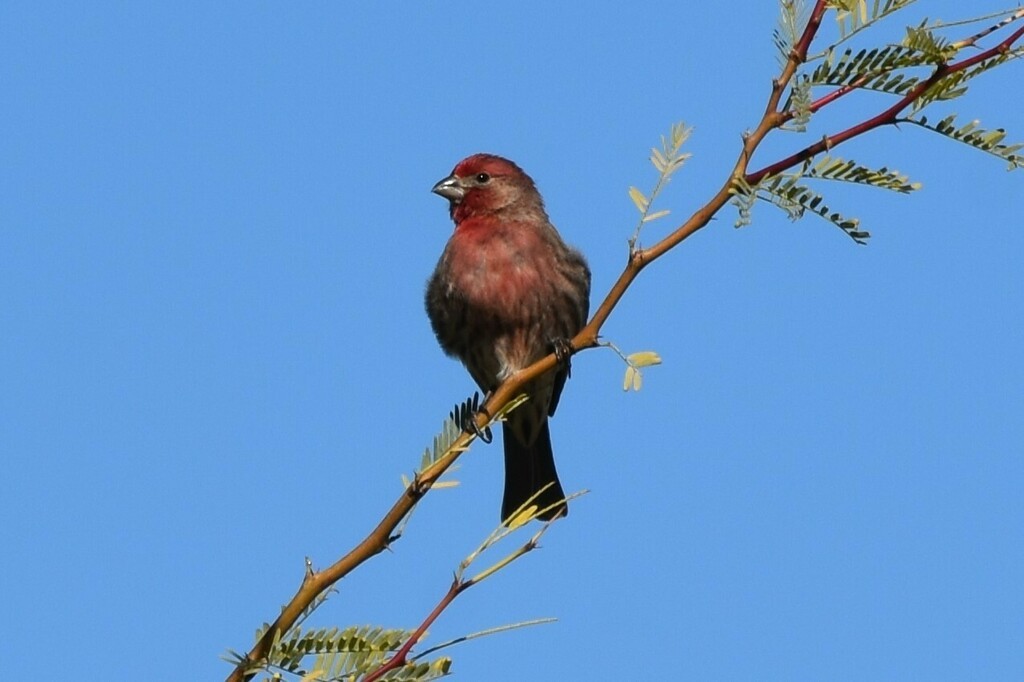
[2,2,1022,680]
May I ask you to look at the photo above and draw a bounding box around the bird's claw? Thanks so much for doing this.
[551,337,574,367]
[468,405,493,444]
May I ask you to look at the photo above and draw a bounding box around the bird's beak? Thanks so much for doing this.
[431,174,465,203]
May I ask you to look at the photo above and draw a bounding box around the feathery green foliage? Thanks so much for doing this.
[628,122,692,251]
[910,51,1015,112]
[358,657,452,681]
[805,155,920,192]
[901,114,1024,169]
[762,177,869,243]
[253,623,452,681]
[826,0,918,46]
[775,0,810,64]
[272,625,410,679]
[787,76,814,131]
[902,21,956,61]
[598,341,662,392]
[732,173,870,244]
[740,154,920,244]
[420,396,475,471]
[402,393,508,492]
[622,351,663,392]
[224,593,452,681]
[806,45,923,94]
[756,2,1022,241]
[730,176,758,230]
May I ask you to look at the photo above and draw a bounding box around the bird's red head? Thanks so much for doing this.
[432,154,544,224]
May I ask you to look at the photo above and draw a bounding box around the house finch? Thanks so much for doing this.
[425,154,591,522]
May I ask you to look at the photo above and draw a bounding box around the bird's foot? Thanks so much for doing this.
[454,392,493,443]
[468,409,493,443]
[470,393,494,444]
[550,337,575,373]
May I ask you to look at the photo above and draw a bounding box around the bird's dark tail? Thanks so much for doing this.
[501,419,567,522]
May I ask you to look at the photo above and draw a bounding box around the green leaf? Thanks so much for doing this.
[773,0,808,65]
[630,121,693,245]
[628,186,649,213]
[902,22,956,62]
[806,43,930,99]
[622,366,636,392]
[904,114,1024,169]
[627,351,663,368]
[730,175,757,227]
[642,209,671,223]
[806,155,921,192]
[913,50,1015,113]
[782,76,813,132]
[650,148,668,172]
[622,366,644,392]
[828,0,917,42]
[759,175,870,243]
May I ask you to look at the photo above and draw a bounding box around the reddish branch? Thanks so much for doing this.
[365,520,546,679]
[747,23,1024,186]
[794,1,830,65]
[363,579,466,682]
[226,6,1022,681]
[785,9,1024,123]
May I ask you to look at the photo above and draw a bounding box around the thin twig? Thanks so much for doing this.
[951,7,1024,50]
[362,578,465,682]
[363,520,552,681]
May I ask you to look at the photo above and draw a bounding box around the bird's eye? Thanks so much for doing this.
[475,173,490,183]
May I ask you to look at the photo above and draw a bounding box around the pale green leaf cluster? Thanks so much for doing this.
[628,122,693,250]
[774,0,809,65]
[902,114,1024,169]
[807,45,922,95]
[652,121,693,176]
[785,76,814,132]
[826,0,918,44]
[623,351,663,392]
[911,51,1014,113]
[459,492,562,580]
[806,155,920,192]
[600,340,663,392]
[232,621,452,682]
[271,624,452,681]
[271,625,408,679]
[731,171,871,244]
[421,408,463,473]
[762,176,868,243]
[760,3,1022,241]
[902,21,956,62]
[402,394,498,492]
[731,176,757,229]
[798,14,1019,115]
[733,153,918,242]
[358,657,452,681]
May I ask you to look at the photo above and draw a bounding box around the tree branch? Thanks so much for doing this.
[225,8,1022,680]
[362,578,464,682]
[746,22,1024,186]
[363,516,551,681]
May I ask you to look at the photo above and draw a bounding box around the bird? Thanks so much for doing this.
[425,154,591,521]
